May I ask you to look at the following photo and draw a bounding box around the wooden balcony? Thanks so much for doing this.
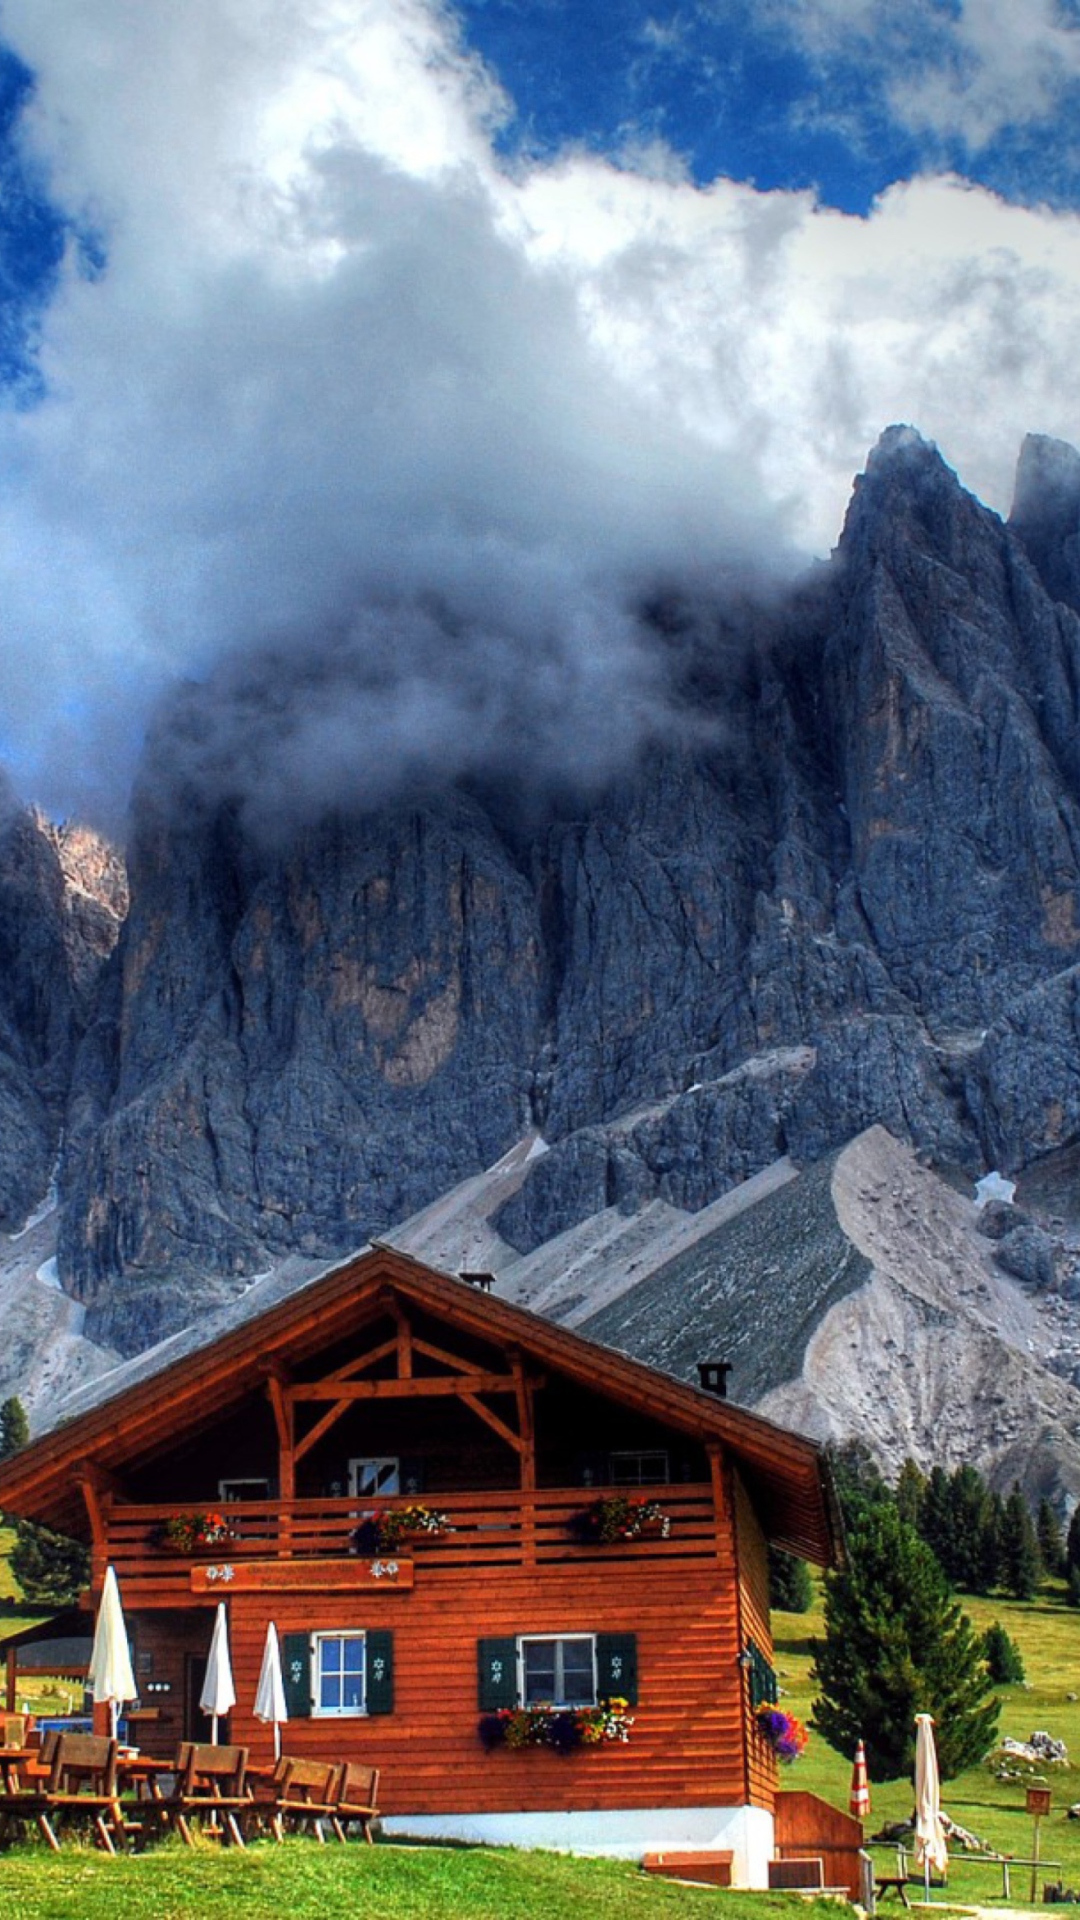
[101,1485,718,1603]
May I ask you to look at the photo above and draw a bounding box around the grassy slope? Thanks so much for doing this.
[774,1580,1080,1905]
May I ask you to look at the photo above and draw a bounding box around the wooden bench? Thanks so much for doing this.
[642,1849,734,1887]
[874,1871,911,1907]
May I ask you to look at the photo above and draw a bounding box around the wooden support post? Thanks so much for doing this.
[75,1466,112,1591]
[266,1373,295,1557]
[5,1647,16,1713]
[512,1353,537,1569]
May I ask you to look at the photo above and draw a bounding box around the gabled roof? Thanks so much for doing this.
[0,1244,841,1565]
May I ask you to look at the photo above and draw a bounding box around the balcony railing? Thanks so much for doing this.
[102,1485,717,1594]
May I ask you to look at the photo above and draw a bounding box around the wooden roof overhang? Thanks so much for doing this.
[0,1244,842,1567]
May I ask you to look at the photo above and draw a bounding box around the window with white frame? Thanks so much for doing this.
[313,1631,367,1716]
[519,1635,597,1707]
[218,1477,271,1502]
[609,1449,669,1486]
[348,1457,400,1498]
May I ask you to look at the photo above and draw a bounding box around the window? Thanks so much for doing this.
[218,1478,270,1502]
[313,1632,366,1716]
[609,1450,669,1486]
[348,1456,400,1497]
[519,1635,596,1707]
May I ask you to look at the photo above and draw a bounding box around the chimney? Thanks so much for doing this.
[697,1360,731,1398]
[459,1271,495,1293]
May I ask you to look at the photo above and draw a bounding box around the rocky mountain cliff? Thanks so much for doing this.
[6,425,1080,1498]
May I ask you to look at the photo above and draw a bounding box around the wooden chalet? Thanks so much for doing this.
[0,1245,842,1880]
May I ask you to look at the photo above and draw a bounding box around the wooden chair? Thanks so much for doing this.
[277,1757,341,1842]
[0,1734,128,1854]
[163,1742,251,1848]
[330,1761,380,1844]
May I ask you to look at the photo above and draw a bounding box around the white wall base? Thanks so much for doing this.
[381,1804,775,1886]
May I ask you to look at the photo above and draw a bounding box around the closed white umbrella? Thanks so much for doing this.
[200,1602,237,1743]
[88,1565,137,1739]
[914,1713,948,1903]
[254,1622,288,1759]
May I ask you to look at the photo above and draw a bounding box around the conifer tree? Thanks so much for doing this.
[919,1464,953,1571]
[1037,1499,1066,1579]
[895,1457,927,1531]
[979,1490,1005,1594]
[1000,1486,1041,1600]
[768,1546,813,1613]
[0,1396,29,1459]
[947,1465,994,1592]
[811,1503,1000,1781]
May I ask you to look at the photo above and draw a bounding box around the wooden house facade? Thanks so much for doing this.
[0,1246,840,1881]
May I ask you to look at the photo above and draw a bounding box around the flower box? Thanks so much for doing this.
[570,1494,672,1544]
[350,1504,454,1555]
[478,1698,634,1753]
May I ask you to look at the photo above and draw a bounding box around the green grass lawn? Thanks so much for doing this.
[0,1840,862,1920]
[774,1579,1080,1907]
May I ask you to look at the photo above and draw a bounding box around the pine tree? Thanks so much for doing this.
[1000,1486,1041,1600]
[947,1466,994,1592]
[980,1621,1025,1684]
[9,1521,89,1607]
[895,1457,927,1531]
[0,1396,29,1459]
[979,1489,1005,1594]
[769,1546,814,1613]
[811,1503,1000,1781]
[1038,1499,1066,1579]
[919,1465,954,1572]
[825,1440,892,1527]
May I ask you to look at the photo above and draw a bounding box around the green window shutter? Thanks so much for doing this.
[477,1636,517,1710]
[596,1632,638,1705]
[366,1629,394,1715]
[746,1638,778,1710]
[282,1632,311,1719]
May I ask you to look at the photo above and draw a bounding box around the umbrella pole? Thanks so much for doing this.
[274,1723,281,1761]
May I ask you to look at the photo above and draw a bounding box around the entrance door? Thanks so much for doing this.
[184,1654,229,1744]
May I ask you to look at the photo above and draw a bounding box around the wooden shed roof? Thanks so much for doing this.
[0,1243,842,1565]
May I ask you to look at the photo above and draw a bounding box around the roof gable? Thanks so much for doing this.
[0,1243,839,1564]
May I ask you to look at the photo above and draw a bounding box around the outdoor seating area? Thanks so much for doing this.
[0,1734,382,1852]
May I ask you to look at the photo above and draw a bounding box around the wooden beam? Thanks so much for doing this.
[388,1299,413,1379]
[459,1393,524,1455]
[75,1472,109,1554]
[72,1459,127,1503]
[325,1337,399,1384]
[288,1371,522,1402]
[410,1334,491,1376]
[293,1399,353,1465]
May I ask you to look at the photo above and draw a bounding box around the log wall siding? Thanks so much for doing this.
[126,1536,749,1816]
[733,1469,778,1811]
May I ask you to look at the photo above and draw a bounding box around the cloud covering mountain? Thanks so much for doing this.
[1,1,1079,825]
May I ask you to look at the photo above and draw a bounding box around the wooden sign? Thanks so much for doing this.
[1026,1786,1052,1818]
[190,1557,414,1594]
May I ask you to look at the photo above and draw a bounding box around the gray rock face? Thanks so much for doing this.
[43,425,1080,1350]
[0,783,121,1229]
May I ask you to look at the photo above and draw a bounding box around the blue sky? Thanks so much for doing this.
[457,0,1080,214]
[0,1,1078,827]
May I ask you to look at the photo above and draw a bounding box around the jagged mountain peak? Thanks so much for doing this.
[1009,430,1080,614]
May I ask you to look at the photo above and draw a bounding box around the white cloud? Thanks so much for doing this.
[0,1,1079,825]
[768,0,1080,151]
